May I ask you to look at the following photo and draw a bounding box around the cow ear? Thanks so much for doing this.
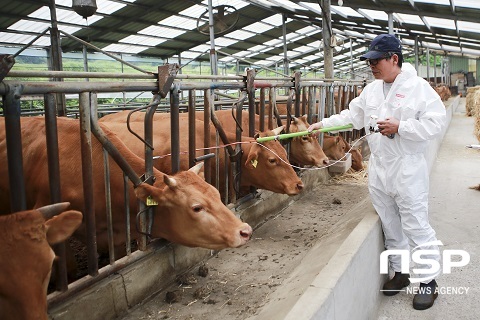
[245,149,259,169]
[135,183,156,202]
[45,211,83,245]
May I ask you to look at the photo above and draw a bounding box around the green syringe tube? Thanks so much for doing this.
[255,124,354,143]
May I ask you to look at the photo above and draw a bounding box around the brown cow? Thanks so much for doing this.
[0,117,252,255]
[195,110,329,167]
[0,202,82,320]
[99,111,304,197]
[322,134,364,172]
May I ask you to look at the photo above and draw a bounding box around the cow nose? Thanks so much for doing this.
[322,158,329,165]
[296,182,304,191]
[239,224,253,240]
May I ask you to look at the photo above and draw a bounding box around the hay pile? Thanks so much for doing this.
[473,89,480,142]
[465,86,479,117]
[330,161,369,185]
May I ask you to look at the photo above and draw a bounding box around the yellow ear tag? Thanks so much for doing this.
[251,159,258,168]
[146,195,158,206]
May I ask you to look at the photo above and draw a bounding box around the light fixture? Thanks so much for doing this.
[338,0,344,6]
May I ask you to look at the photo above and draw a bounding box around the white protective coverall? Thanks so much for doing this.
[322,63,446,281]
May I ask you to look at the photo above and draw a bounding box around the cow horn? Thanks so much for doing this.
[188,162,204,175]
[37,202,71,220]
[163,175,178,188]
[272,126,284,136]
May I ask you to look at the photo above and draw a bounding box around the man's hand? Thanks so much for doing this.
[307,121,323,133]
[377,117,399,136]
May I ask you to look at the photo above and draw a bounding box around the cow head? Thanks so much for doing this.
[0,203,82,320]
[289,115,329,167]
[134,163,252,250]
[322,135,347,160]
[243,126,304,195]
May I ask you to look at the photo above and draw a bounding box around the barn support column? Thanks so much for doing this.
[321,0,334,111]
[282,13,289,77]
[426,48,430,82]
[208,0,218,77]
[387,12,394,34]
[2,83,27,212]
[48,0,66,116]
[415,36,419,71]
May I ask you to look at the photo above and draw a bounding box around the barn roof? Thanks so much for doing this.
[0,0,479,73]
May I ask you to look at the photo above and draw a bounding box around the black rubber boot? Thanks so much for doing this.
[413,280,438,310]
[382,272,410,296]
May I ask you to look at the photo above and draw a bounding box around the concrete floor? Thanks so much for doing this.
[376,97,480,320]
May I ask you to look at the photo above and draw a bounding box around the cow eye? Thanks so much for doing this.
[268,158,277,164]
[302,136,309,141]
[192,204,204,213]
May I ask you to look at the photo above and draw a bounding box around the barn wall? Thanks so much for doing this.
[449,56,470,74]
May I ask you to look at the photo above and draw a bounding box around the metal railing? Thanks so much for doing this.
[0,68,365,308]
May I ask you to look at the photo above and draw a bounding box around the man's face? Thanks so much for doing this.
[366,53,400,83]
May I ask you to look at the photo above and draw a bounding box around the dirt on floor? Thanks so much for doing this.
[119,169,370,320]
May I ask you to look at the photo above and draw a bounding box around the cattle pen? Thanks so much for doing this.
[1,67,368,319]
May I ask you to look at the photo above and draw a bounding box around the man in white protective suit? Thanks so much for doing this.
[308,34,446,310]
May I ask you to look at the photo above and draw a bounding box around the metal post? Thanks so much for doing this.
[78,92,99,276]
[415,36,419,71]
[48,0,66,116]
[170,84,180,174]
[322,0,334,108]
[282,14,289,76]
[3,83,26,212]
[246,69,256,137]
[208,0,218,76]
[388,12,394,34]
[44,93,68,291]
[426,48,430,83]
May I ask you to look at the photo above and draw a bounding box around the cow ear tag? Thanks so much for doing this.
[146,195,158,206]
[251,159,258,168]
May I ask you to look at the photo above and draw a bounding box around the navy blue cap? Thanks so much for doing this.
[360,34,402,61]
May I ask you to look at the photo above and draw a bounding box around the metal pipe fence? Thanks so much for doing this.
[0,70,366,308]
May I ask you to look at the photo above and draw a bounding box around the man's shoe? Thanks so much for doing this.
[413,280,438,310]
[382,272,410,296]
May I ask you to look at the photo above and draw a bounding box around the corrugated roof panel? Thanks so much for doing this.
[103,43,146,54]
[178,4,206,18]
[225,29,255,40]
[458,21,480,34]
[358,9,388,21]
[273,0,304,11]
[96,0,131,15]
[139,25,187,38]
[189,44,210,53]
[424,16,456,29]
[455,0,480,9]
[243,22,272,33]
[158,16,197,30]
[200,0,249,10]
[332,5,363,18]
[7,20,49,33]
[213,37,238,47]
[120,34,166,46]
[415,0,449,5]
[181,51,203,59]
[262,14,285,26]
[0,32,36,44]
